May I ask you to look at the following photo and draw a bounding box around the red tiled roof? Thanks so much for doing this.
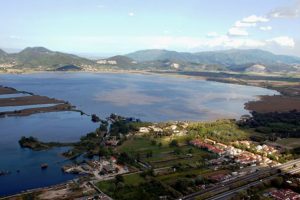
[270,189,300,200]
[190,139,224,154]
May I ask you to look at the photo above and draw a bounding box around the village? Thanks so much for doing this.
[8,118,300,200]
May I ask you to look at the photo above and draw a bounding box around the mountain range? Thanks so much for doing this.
[0,47,300,73]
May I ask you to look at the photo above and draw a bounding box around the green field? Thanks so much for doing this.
[156,168,211,182]
[276,138,300,149]
[123,173,146,186]
[118,136,215,168]
[117,136,173,153]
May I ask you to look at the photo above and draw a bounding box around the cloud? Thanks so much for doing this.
[128,12,135,17]
[267,36,295,47]
[206,32,219,37]
[242,15,269,23]
[269,0,300,18]
[228,15,269,37]
[50,35,295,54]
[234,20,256,28]
[228,27,248,36]
[136,35,266,49]
[260,26,272,31]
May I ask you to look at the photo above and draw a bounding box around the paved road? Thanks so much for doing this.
[181,158,300,200]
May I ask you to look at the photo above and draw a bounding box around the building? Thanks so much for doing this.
[190,139,225,155]
[270,189,300,200]
[204,138,216,145]
[139,127,150,133]
[102,164,116,174]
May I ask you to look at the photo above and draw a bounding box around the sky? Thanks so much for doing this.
[1,0,300,57]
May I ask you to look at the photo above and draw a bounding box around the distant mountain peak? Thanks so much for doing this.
[0,49,7,55]
[21,47,52,54]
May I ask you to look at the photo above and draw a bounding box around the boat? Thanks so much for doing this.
[41,163,48,169]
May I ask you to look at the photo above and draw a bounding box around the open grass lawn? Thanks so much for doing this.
[117,136,173,154]
[117,135,195,154]
[276,138,300,149]
[143,145,215,168]
[118,136,215,169]
[156,168,211,183]
[123,173,146,186]
[96,180,114,195]
[96,173,146,196]
[150,155,207,168]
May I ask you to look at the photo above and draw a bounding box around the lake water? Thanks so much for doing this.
[0,72,277,121]
[0,103,62,112]
[0,93,30,99]
[0,72,277,196]
[0,111,99,196]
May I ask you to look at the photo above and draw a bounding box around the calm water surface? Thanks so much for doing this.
[0,72,277,196]
[0,103,62,112]
[0,72,278,121]
[0,111,99,196]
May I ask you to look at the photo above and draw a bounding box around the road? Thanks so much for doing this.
[181,158,300,200]
[207,166,300,200]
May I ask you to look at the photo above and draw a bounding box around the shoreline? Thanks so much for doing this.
[0,85,77,117]
[1,69,299,115]
[1,70,299,198]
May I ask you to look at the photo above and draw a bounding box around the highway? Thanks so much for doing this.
[180,158,300,200]
[207,166,300,200]
[206,174,279,200]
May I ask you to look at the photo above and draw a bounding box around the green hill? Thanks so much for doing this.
[12,47,95,69]
[1,46,300,73]
[126,49,300,72]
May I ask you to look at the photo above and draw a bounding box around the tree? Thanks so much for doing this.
[146,150,153,158]
[91,114,100,122]
[169,140,179,147]
[115,174,124,183]
[98,146,109,157]
[271,177,283,187]
[188,148,194,154]
[174,148,182,155]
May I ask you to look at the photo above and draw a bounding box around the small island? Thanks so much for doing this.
[19,136,73,151]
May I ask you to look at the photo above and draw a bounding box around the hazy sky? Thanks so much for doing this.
[1,0,300,56]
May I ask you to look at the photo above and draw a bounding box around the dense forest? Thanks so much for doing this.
[239,110,300,138]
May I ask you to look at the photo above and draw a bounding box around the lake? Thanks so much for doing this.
[0,72,277,121]
[0,111,99,196]
[0,72,277,196]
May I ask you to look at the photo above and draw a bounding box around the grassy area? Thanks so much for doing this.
[276,138,300,149]
[149,156,208,168]
[96,180,114,195]
[118,136,215,168]
[97,173,146,193]
[157,168,210,181]
[188,119,251,143]
[117,136,166,153]
[123,173,146,186]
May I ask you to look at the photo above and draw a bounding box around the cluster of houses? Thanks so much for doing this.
[0,62,16,68]
[208,172,232,182]
[190,139,279,167]
[96,60,117,65]
[190,139,225,155]
[62,156,128,180]
[268,189,300,200]
[233,140,279,157]
[138,122,188,136]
